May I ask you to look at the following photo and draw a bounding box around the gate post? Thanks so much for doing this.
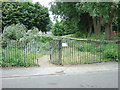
[59,40,62,65]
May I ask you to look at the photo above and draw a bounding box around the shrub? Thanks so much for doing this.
[118,33,120,37]
[39,37,52,43]
[2,23,27,41]
[74,31,82,38]
[75,41,118,61]
[2,23,27,47]
[19,27,39,43]
[102,43,118,61]
[102,48,118,61]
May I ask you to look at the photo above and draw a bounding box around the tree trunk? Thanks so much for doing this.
[93,17,97,35]
[97,17,101,35]
[105,24,111,40]
[110,24,113,37]
[93,17,101,35]
[88,25,92,37]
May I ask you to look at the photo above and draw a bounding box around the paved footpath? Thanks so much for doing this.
[1,62,118,78]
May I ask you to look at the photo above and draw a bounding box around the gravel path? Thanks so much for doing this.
[38,55,57,67]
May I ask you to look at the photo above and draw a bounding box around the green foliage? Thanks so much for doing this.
[102,48,118,61]
[19,27,39,43]
[74,31,82,38]
[52,21,66,36]
[87,33,105,40]
[118,33,120,37]
[50,2,119,40]
[2,23,27,41]
[77,41,118,61]
[50,2,91,35]
[76,2,118,24]
[37,41,50,55]
[52,21,77,36]
[73,33,106,40]
[46,20,53,31]
[2,24,27,48]
[102,43,118,60]
[39,37,52,43]
[2,2,50,32]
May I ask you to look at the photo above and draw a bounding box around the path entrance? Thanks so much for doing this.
[38,55,57,67]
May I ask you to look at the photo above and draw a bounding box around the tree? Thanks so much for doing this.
[0,1,2,33]
[2,2,50,33]
[52,20,77,36]
[46,20,53,32]
[50,1,119,40]
[50,2,95,36]
[75,2,119,40]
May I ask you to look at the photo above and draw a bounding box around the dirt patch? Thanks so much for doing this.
[38,55,58,67]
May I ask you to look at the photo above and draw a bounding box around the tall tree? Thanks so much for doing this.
[50,2,93,35]
[2,2,50,32]
[76,2,119,40]
[50,2,119,40]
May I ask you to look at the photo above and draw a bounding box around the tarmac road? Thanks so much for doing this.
[2,62,118,88]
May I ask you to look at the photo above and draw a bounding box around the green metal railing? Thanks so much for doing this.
[1,41,38,67]
[50,39,119,65]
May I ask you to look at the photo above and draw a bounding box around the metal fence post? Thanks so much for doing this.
[36,40,38,64]
[59,40,62,65]
[118,37,120,62]
[49,40,52,63]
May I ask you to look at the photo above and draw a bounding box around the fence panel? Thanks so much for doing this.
[50,39,119,65]
[1,41,38,67]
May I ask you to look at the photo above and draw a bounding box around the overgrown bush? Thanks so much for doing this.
[75,41,118,61]
[2,24,27,48]
[102,43,118,61]
[2,23,27,41]
[19,27,39,43]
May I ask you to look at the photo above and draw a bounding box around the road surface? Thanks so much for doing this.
[2,64,118,88]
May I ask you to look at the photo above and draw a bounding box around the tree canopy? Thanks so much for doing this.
[50,1,119,40]
[2,2,50,32]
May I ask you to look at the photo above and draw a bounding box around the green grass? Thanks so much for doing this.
[64,33,119,40]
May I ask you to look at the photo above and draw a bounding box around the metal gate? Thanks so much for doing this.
[49,40,62,65]
[49,39,119,65]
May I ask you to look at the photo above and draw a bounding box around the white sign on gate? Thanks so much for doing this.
[62,43,68,47]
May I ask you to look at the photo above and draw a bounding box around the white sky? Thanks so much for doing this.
[32,0,59,23]
[32,0,53,7]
